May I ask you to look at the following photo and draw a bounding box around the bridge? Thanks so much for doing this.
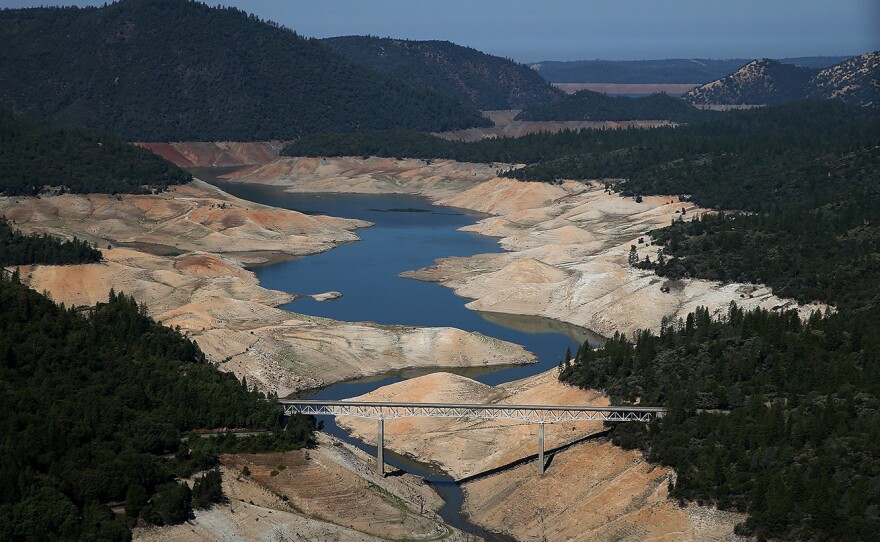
[280,400,666,475]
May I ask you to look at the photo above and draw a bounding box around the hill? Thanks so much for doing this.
[0,0,488,141]
[685,52,879,107]
[0,109,191,196]
[683,59,815,105]
[809,52,880,107]
[321,36,563,110]
[514,90,710,122]
[531,56,850,84]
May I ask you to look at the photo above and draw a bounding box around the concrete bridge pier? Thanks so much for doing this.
[377,417,385,477]
[538,422,545,475]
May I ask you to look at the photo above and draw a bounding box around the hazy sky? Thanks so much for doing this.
[2,0,877,62]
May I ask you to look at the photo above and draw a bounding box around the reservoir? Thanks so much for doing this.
[208,177,603,540]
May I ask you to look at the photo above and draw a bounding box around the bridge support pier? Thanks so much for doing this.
[538,422,545,475]
[377,417,384,477]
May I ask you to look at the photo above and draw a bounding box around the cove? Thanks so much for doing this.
[207,176,603,540]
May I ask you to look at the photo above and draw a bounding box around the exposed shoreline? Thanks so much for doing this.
[0,178,535,397]
[222,156,825,339]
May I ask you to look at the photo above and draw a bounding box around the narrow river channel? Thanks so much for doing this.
[206,175,604,541]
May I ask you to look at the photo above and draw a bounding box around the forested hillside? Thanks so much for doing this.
[0,217,102,266]
[0,276,315,540]
[0,109,191,195]
[552,95,880,541]
[0,0,488,141]
[323,36,563,110]
[560,304,879,541]
[514,90,709,122]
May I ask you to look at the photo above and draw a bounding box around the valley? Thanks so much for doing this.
[2,151,819,540]
[1,2,876,541]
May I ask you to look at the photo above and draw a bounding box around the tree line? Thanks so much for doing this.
[0,217,102,266]
[0,109,191,196]
[283,100,880,212]
[514,90,713,123]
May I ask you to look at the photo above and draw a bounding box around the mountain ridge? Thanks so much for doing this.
[0,0,489,141]
[685,52,879,107]
[321,35,564,110]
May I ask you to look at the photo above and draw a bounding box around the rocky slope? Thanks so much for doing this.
[685,52,880,107]
[419,179,826,337]
[220,156,508,200]
[134,433,475,541]
[323,36,564,110]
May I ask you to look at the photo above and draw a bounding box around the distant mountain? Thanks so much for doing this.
[0,0,488,141]
[515,90,709,122]
[809,53,880,107]
[685,53,879,107]
[683,60,815,105]
[322,36,564,110]
[531,57,851,84]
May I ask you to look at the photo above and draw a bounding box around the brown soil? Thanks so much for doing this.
[133,433,477,541]
[2,179,533,396]
[408,180,826,338]
[137,141,284,168]
[0,179,368,265]
[221,435,448,540]
[463,440,746,541]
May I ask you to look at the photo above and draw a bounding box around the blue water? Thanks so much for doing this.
[210,179,604,388]
[205,176,604,541]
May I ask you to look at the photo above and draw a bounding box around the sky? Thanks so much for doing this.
[2,0,878,62]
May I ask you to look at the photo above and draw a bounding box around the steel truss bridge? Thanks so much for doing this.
[280,400,665,475]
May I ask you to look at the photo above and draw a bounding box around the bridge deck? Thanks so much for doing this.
[280,399,665,423]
